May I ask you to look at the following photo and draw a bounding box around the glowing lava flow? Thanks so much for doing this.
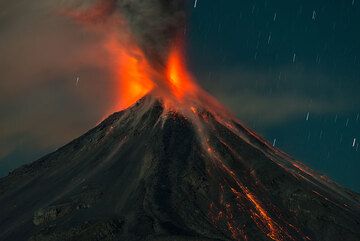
[205,144,283,241]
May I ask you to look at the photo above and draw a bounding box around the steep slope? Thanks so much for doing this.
[0,96,359,241]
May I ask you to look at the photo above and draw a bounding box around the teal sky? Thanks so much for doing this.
[186,0,360,191]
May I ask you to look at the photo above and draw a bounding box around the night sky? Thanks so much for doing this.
[187,0,360,192]
[1,1,359,191]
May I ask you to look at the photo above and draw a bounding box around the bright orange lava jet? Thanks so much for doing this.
[105,30,198,111]
[105,36,155,110]
[165,44,197,100]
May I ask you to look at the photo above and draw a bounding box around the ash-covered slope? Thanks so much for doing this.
[0,96,359,241]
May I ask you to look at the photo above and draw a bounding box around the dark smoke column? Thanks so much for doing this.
[117,0,186,67]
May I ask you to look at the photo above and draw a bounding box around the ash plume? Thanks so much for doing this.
[117,0,186,66]
[75,0,186,66]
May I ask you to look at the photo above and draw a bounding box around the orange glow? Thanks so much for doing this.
[166,44,197,99]
[64,0,205,111]
[105,36,154,110]
[104,36,200,111]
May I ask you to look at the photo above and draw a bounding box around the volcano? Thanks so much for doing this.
[2,1,359,240]
[0,95,359,241]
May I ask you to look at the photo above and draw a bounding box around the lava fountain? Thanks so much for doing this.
[104,28,207,115]
[104,35,155,110]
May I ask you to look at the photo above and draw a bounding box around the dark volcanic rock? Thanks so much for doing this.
[0,96,359,241]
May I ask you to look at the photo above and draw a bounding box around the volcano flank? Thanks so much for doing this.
[0,95,359,241]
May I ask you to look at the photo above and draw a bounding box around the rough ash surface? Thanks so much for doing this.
[0,96,359,241]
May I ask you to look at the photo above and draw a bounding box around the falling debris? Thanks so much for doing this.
[273,138,277,147]
[194,0,198,8]
[267,33,272,44]
[353,138,357,147]
[76,77,80,86]
[293,53,296,63]
[312,10,317,20]
[307,132,311,140]
[306,112,310,121]
[273,12,277,21]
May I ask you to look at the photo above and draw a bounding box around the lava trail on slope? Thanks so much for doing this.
[0,96,359,241]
